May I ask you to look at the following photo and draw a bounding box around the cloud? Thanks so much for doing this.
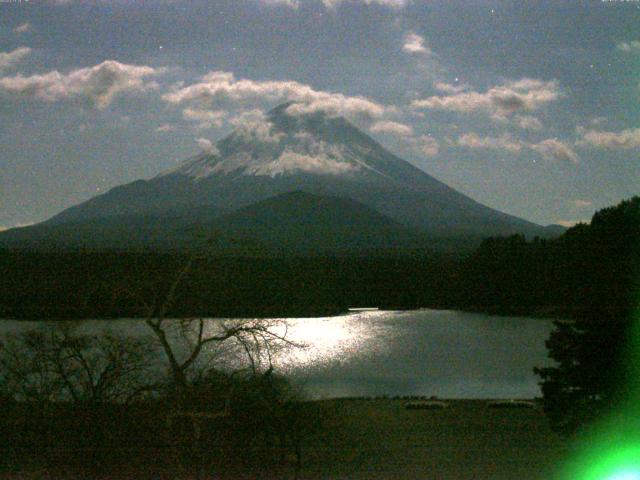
[250,148,359,176]
[162,70,390,120]
[403,32,430,55]
[196,137,220,155]
[456,132,578,164]
[571,199,592,209]
[0,47,31,71]
[229,109,286,144]
[259,0,299,7]
[156,123,176,133]
[369,120,413,136]
[530,138,579,164]
[514,115,542,131]
[617,40,640,53]
[433,82,468,94]
[14,22,31,34]
[412,78,560,118]
[321,0,409,8]
[413,135,439,157]
[577,126,640,149]
[182,108,226,129]
[0,60,164,108]
[457,132,523,153]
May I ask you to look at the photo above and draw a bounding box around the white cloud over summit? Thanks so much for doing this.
[162,70,390,120]
[196,137,219,155]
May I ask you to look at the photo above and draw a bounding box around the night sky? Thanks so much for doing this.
[1,0,638,229]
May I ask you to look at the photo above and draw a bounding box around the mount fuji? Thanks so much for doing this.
[0,103,561,252]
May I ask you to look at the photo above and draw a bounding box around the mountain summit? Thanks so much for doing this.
[1,103,557,251]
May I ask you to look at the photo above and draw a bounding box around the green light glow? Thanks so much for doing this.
[570,445,640,480]
[608,472,640,480]
[559,303,640,479]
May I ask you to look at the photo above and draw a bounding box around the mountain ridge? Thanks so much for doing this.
[0,103,563,252]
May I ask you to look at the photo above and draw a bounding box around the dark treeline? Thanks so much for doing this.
[1,198,638,321]
[456,196,640,319]
[0,251,459,319]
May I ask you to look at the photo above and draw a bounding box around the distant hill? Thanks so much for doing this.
[207,190,430,255]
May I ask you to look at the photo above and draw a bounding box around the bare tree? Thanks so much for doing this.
[137,258,299,395]
[0,323,157,404]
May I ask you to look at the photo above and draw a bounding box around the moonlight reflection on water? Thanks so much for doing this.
[0,310,554,399]
[266,311,397,371]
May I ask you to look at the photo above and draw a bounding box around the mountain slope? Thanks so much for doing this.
[0,102,560,251]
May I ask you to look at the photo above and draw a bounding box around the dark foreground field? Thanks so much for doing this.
[1,399,566,480]
[302,399,565,480]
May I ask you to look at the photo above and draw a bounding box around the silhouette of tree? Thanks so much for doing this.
[535,197,640,434]
[0,323,156,404]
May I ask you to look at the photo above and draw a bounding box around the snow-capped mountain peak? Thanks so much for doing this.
[165,103,391,180]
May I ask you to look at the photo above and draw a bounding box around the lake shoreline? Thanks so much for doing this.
[0,304,566,321]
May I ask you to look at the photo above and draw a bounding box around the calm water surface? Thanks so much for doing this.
[1,309,555,399]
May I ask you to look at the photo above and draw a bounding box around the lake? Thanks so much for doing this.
[0,309,555,399]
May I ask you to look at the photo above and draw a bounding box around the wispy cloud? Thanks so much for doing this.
[412,78,560,118]
[514,115,543,131]
[156,123,176,133]
[321,0,409,9]
[402,32,430,55]
[617,40,640,53]
[369,120,413,136]
[259,0,299,8]
[182,108,227,129]
[13,22,31,34]
[196,137,219,154]
[257,0,409,8]
[456,132,578,164]
[433,82,468,94]
[0,60,165,108]
[577,126,640,149]
[162,70,390,120]
[0,47,31,71]
[457,132,523,153]
[411,135,439,157]
[571,199,592,209]
[530,138,579,164]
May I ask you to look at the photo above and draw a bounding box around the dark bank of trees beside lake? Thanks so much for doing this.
[0,252,459,319]
[0,199,637,322]
[455,196,640,320]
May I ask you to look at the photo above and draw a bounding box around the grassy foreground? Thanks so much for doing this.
[1,398,566,479]
[300,399,566,480]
